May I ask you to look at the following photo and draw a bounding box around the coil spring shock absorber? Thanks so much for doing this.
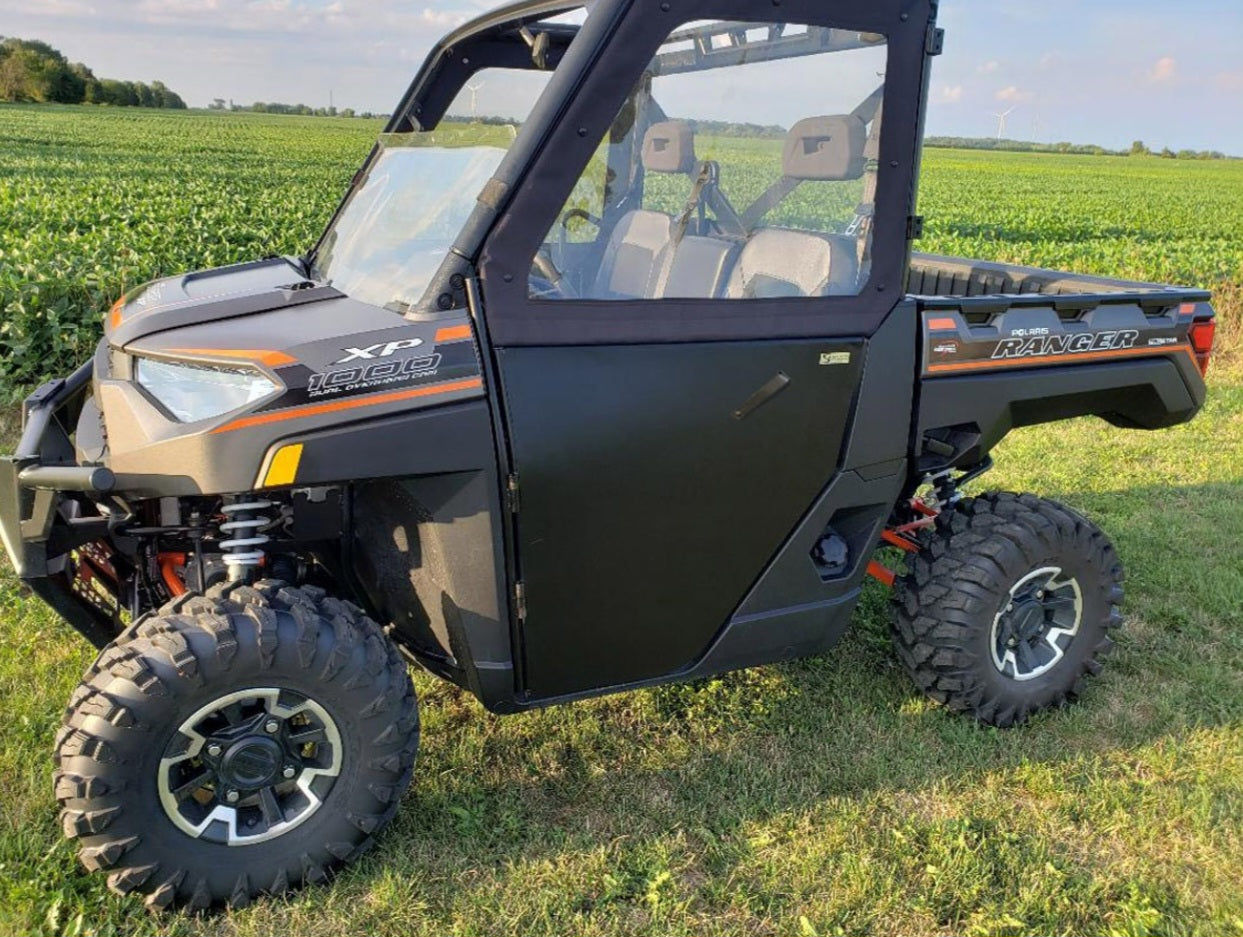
[219,499,275,581]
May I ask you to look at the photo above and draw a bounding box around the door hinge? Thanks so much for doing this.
[907,215,926,240]
[926,26,945,56]
[505,473,520,513]
[514,581,527,622]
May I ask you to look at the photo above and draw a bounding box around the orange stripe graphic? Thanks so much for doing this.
[435,324,473,343]
[170,348,298,367]
[927,317,958,331]
[928,345,1187,374]
[212,377,484,434]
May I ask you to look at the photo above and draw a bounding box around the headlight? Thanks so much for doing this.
[135,358,279,423]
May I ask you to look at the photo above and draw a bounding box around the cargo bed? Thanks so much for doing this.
[909,252,1189,300]
[907,253,1215,476]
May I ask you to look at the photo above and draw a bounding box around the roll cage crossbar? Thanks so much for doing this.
[652,21,886,76]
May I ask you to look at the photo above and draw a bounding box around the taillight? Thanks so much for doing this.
[1188,319,1216,378]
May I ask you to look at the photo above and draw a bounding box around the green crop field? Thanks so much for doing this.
[1,103,1241,937]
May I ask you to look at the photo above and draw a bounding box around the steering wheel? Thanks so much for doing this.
[556,208,601,258]
[530,209,603,299]
[531,248,574,299]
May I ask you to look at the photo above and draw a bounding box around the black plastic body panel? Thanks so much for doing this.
[268,401,513,703]
[270,401,498,487]
[353,472,512,704]
[918,357,1201,460]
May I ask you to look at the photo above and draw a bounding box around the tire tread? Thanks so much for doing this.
[53,580,419,912]
[891,492,1124,727]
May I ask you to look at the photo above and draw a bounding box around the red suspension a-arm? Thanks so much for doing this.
[867,498,939,587]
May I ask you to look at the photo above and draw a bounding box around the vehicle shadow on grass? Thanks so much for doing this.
[333,480,1243,919]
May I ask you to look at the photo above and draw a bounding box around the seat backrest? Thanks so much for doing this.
[727,115,867,299]
[660,235,740,299]
[593,210,675,299]
[725,229,858,298]
[590,121,695,299]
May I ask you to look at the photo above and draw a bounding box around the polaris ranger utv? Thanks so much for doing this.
[0,0,1218,912]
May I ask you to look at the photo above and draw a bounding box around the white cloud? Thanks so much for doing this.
[23,0,479,37]
[996,85,1034,103]
[932,84,964,105]
[420,8,467,28]
[1038,52,1062,71]
[977,60,999,74]
[0,0,489,109]
[1215,71,1243,93]
[1148,56,1177,83]
[25,0,98,13]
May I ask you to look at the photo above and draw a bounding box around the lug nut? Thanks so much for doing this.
[282,766,297,779]
[264,720,280,734]
[224,790,240,804]
[206,743,223,758]
[1006,602,1014,612]
[1036,589,1045,599]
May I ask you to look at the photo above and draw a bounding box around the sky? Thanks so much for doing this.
[1,0,1241,153]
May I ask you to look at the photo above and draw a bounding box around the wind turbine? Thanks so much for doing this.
[993,106,1016,140]
[465,81,485,121]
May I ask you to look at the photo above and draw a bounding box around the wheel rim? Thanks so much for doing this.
[157,688,343,845]
[989,566,1083,682]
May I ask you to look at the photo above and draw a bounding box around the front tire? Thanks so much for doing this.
[53,581,418,911]
[892,492,1124,727]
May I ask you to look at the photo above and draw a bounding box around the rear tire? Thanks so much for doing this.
[53,581,418,912]
[891,492,1124,727]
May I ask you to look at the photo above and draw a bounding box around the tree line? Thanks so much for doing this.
[208,99,383,119]
[0,37,187,109]
[925,136,1233,161]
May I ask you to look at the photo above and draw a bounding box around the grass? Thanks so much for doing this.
[1,106,1242,936]
[3,392,1242,937]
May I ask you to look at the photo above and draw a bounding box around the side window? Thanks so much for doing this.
[528,22,887,302]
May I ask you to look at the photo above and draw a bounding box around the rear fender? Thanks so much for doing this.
[916,298,1211,471]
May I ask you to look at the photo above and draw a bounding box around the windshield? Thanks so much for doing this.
[312,67,554,312]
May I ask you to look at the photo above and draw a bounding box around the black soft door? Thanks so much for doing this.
[474,0,934,698]
[498,340,865,697]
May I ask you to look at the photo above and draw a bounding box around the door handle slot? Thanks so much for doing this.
[733,372,790,420]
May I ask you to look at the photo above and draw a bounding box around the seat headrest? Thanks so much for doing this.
[642,120,697,174]
[782,115,867,181]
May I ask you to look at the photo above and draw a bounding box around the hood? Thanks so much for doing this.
[107,257,343,349]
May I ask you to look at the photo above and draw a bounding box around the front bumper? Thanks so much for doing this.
[1,363,121,647]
